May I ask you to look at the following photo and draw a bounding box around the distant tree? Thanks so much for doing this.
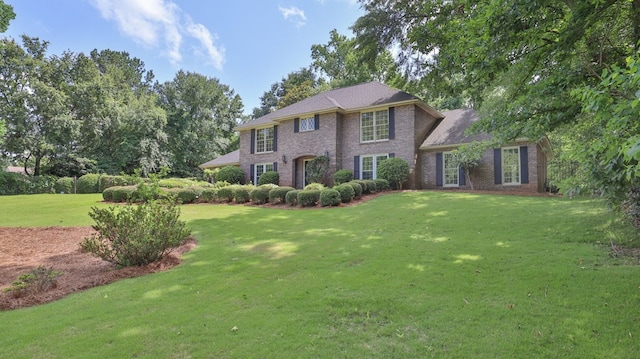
[157,71,243,177]
[0,0,15,32]
[252,68,327,117]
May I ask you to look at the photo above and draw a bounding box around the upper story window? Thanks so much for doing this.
[502,147,521,185]
[299,117,315,132]
[255,127,274,153]
[360,109,389,143]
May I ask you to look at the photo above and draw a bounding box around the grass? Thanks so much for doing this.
[0,191,639,358]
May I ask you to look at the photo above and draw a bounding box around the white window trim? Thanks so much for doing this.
[360,153,389,180]
[443,151,459,187]
[255,127,274,154]
[254,163,274,184]
[501,146,521,185]
[360,108,390,143]
[299,117,315,132]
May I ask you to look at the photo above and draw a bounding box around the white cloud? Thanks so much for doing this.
[278,5,306,27]
[91,0,224,70]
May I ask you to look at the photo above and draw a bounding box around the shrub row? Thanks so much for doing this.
[0,172,57,195]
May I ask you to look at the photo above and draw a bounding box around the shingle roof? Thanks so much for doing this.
[420,108,492,149]
[237,81,441,130]
[199,150,240,169]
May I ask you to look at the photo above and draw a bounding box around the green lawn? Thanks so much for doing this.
[0,192,638,358]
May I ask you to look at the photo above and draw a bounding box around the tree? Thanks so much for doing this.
[252,68,327,117]
[157,71,244,177]
[449,141,493,190]
[377,157,410,190]
[0,0,15,33]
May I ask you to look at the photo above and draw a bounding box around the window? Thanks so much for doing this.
[361,154,389,180]
[299,117,315,132]
[254,163,274,184]
[502,147,520,185]
[443,152,459,187]
[255,127,274,153]
[360,109,389,142]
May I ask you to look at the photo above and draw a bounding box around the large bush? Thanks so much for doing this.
[200,188,218,203]
[335,184,355,203]
[333,169,353,185]
[377,157,410,190]
[298,190,321,207]
[305,155,330,185]
[215,166,244,184]
[374,178,391,192]
[234,186,251,203]
[0,172,29,195]
[80,201,191,267]
[269,186,294,204]
[285,189,301,206]
[250,186,271,205]
[55,177,75,194]
[349,182,362,198]
[217,186,235,203]
[257,171,279,186]
[320,189,341,207]
[76,174,101,194]
[99,175,130,192]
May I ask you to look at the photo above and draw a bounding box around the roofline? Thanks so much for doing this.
[199,161,240,169]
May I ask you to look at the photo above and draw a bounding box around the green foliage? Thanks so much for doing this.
[76,174,101,194]
[99,175,131,192]
[449,141,492,190]
[285,189,300,206]
[234,186,250,204]
[0,0,16,33]
[217,186,235,203]
[622,186,640,229]
[102,186,115,202]
[297,190,321,207]
[355,180,377,194]
[304,182,325,191]
[377,158,409,190]
[333,169,353,185]
[3,266,62,298]
[250,186,271,205]
[80,201,191,267]
[269,186,295,204]
[200,188,218,203]
[373,178,391,192]
[162,187,202,204]
[215,166,244,184]
[320,188,341,207]
[257,171,279,186]
[305,156,330,185]
[335,183,355,203]
[349,181,363,198]
[106,186,137,203]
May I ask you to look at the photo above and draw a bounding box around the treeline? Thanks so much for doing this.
[0,36,244,178]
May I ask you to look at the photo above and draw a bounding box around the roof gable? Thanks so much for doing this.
[420,109,492,149]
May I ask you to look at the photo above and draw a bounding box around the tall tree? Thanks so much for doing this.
[252,68,327,118]
[157,71,243,177]
[0,0,15,32]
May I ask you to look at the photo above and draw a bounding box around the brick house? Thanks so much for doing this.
[201,82,552,192]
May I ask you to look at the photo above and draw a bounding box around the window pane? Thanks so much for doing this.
[375,110,389,141]
[361,156,374,180]
[443,152,459,186]
[361,112,374,142]
[300,117,314,132]
[502,148,520,184]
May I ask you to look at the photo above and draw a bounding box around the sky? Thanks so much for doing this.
[2,0,364,115]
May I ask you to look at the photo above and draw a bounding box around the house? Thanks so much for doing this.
[201,82,552,192]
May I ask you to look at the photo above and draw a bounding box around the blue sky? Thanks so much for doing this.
[3,0,364,114]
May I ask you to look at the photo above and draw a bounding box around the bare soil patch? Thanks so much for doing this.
[0,226,196,311]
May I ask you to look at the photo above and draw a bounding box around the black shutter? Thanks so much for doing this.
[250,129,255,154]
[435,152,443,186]
[273,162,278,172]
[459,166,466,186]
[294,118,299,133]
[272,126,278,152]
[354,156,360,180]
[520,146,529,184]
[389,152,395,158]
[494,148,502,184]
[250,164,255,184]
[314,114,320,130]
[388,107,395,139]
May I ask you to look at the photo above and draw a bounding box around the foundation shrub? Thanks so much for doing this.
[374,178,391,192]
[335,183,355,203]
[257,171,279,186]
[285,189,301,206]
[333,169,353,185]
[234,186,251,204]
[215,166,244,184]
[269,186,294,204]
[320,189,341,207]
[349,181,362,198]
[250,186,271,205]
[298,190,321,207]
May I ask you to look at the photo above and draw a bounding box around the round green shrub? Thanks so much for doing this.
[320,189,341,207]
[333,169,353,185]
[269,186,294,204]
[335,184,355,203]
[165,187,201,204]
[257,171,279,186]
[304,182,325,191]
[215,165,245,184]
[201,188,218,203]
[99,175,130,192]
[234,187,250,203]
[374,178,391,192]
[377,157,410,190]
[76,174,101,194]
[250,186,271,205]
[102,186,115,201]
[364,180,377,194]
[55,177,75,194]
[112,186,137,203]
[349,182,362,198]
[217,186,235,202]
[298,190,321,207]
[285,189,301,206]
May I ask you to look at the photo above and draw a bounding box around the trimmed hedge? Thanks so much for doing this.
[335,184,355,203]
[304,183,325,191]
[298,190,321,207]
[215,165,244,184]
[55,177,75,194]
[320,189,341,207]
[257,171,279,186]
[349,181,362,198]
[217,186,235,203]
[111,186,137,203]
[162,187,202,204]
[77,174,101,194]
[234,187,250,204]
[355,180,377,194]
[99,175,130,192]
[201,188,218,203]
[250,186,271,205]
[333,169,353,185]
[374,178,391,192]
[269,186,294,204]
[285,189,300,206]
